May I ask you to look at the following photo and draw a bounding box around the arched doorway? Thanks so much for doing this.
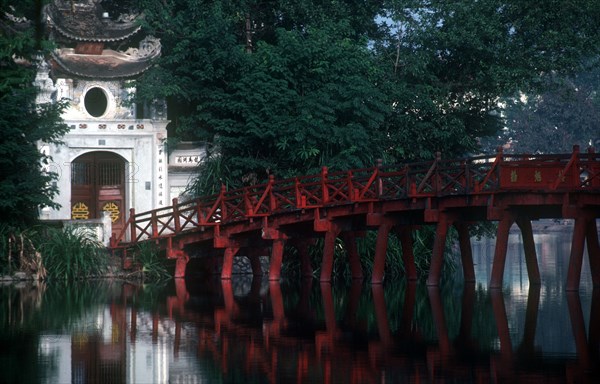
[71,152,126,234]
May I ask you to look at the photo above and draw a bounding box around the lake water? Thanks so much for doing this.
[1,225,598,383]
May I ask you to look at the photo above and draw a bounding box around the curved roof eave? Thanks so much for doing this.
[51,50,157,79]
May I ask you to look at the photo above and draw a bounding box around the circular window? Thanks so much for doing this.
[84,87,108,117]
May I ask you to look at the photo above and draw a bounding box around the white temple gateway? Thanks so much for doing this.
[36,0,202,236]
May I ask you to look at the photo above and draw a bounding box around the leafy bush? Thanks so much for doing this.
[33,226,108,280]
[132,242,171,282]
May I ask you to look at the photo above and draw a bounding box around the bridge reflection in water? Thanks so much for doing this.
[3,232,598,382]
[41,276,596,383]
[23,228,597,384]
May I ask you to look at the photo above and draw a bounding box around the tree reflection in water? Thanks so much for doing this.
[1,274,598,383]
[1,228,599,383]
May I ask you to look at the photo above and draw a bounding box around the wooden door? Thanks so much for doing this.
[71,152,126,235]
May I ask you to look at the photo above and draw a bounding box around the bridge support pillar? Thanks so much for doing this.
[566,216,600,290]
[269,239,286,281]
[456,222,475,283]
[167,247,189,279]
[372,223,392,284]
[341,232,363,280]
[396,227,418,281]
[516,217,541,285]
[221,246,240,280]
[262,224,289,281]
[427,215,450,286]
[586,219,600,287]
[489,215,515,289]
[320,225,341,282]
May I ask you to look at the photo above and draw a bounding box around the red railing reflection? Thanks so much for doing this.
[70,278,599,383]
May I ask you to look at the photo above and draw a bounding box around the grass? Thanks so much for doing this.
[34,226,108,280]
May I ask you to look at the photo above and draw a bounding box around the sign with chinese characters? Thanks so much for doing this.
[175,155,201,165]
[501,164,573,188]
[157,142,166,207]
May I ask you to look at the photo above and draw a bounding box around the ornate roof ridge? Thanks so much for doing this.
[47,0,142,42]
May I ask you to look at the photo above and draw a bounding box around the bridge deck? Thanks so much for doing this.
[110,146,600,290]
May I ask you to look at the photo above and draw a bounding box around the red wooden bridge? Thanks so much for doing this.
[110,146,600,290]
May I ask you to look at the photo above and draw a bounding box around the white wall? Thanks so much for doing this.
[39,77,169,221]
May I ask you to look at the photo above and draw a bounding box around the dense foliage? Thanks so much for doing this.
[135,0,600,195]
[0,0,69,227]
[493,70,600,153]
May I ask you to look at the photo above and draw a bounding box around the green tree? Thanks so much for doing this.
[138,0,389,194]
[137,0,600,195]
[378,0,600,160]
[0,1,68,227]
[501,71,600,154]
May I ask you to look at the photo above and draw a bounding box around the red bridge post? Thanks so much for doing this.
[586,219,600,287]
[320,222,341,282]
[340,232,363,280]
[567,216,589,291]
[427,213,451,286]
[261,222,289,281]
[395,227,418,281]
[455,222,475,283]
[321,166,330,204]
[166,237,189,279]
[372,223,393,284]
[268,239,286,281]
[489,214,515,289]
[515,217,541,285]
[172,198,180,232]
[129,208,136,242]
[221,246,240,280]
[566,208,600,290]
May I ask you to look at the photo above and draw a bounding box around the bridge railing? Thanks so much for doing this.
[110,146,599,247]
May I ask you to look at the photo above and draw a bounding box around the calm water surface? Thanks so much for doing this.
[1,226,598,383]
